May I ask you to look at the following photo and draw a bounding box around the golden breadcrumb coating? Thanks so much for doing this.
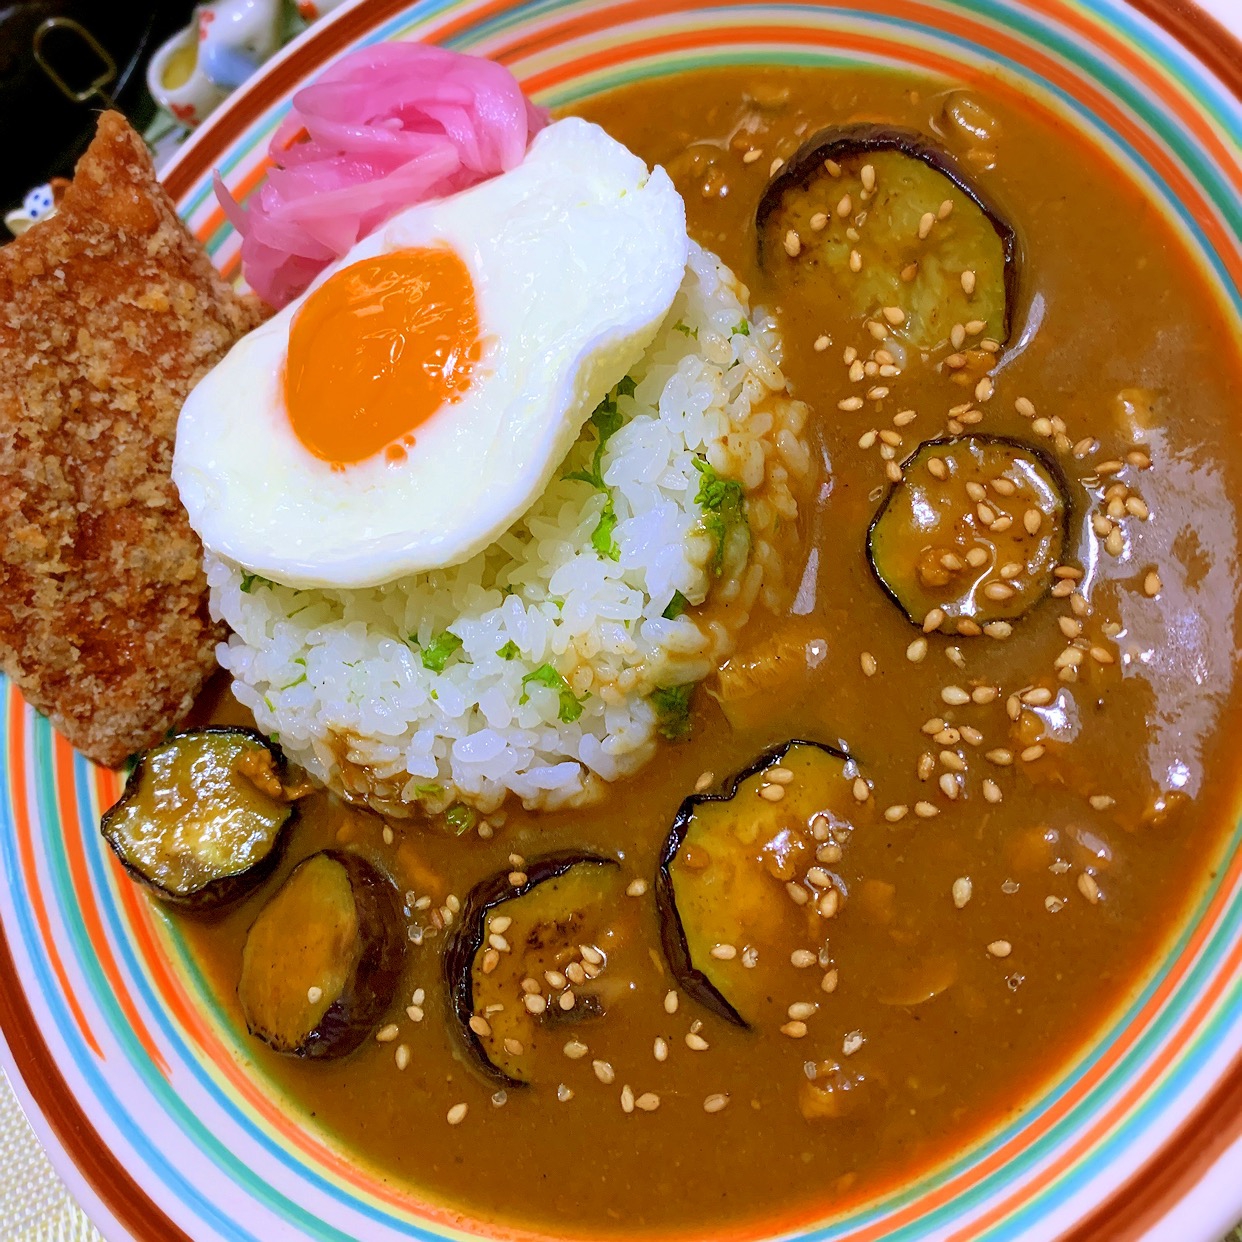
[0,111,265,766]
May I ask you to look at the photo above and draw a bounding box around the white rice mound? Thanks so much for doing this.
[207,242,812,818]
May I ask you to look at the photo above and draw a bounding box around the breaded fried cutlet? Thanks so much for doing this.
[0,111,266,767]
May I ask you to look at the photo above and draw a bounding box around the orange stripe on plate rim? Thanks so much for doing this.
[53,735,169,1077]
[8,698,102,1059]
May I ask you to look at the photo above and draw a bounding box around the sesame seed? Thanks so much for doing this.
[767,765,795,784]
[1078,872,1102,903]
[508,871,528,886]
[784,229,802,258]
[858,429,878,450]
[759,783,785,802]
[884,804,909,822]
[918,211,936,239]
[653,1037,668,1062]
[559,991,576,1012]
[805,867,833,889]
[975,376,994,403]
[620,1084,636,1113]
[849,249,863,272]
[810,211,828,230]
[843,1031,865,1056]
[941,685,970,705]
[825,158,842,176]
[564,1039,589,1059]
[882,305,906,326]
[786,881,810,906]
[940,749,966,771]
[838,396,865,411]
[394,1043,411,1071]
[906,637,929,663]
[791,949,818,968]
[821,969,839,995]
[894,408,918,426]
[814,334,830,352]
[742,148,763,164]
[469,1015,492,1037]
[983,581,1015,601]
[927,457,949,481]
[447,1103,468,1126]
[626,878,647,897]
[914,801,939,818]
[1105,528,1125,556]
[524,994,548,1015]
[710,943,738,961]
[961,269,977,295]
[952,877,973,908]
[986,748,1013,766]
[982,779,1002,803]
[1089,794,1115,810]
[488,933,510,953]
[635,1091,660,1112]
[1020,745,1046,763]
[307,986,323,1005]
[788,1001,817,1022]
[837,193,853,217]
[1144,570,1162,597]
[878,428,901,446]
[1022,687,1054,706]
[852,777,870,802]
[769,157,785,177]
[885,461,902,482]
[686,1032,710,1051]
[704,1092,730,1114]
[972,685,999,704]
[1090,646,1116,665]
[503,1038,524,1055]
[923,607,946,633]
[593,1059,616,1084]
[987,940,1012,958]
[938,772,960,800]
[406,1004,424,1022]
[951,323,967,349]
[376,1024,399,1044]
[557,1083,574,1102]
[781,1020,808,1039]
[818,888,840,918]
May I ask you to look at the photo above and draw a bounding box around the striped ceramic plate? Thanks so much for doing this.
[2,1,1241,1239]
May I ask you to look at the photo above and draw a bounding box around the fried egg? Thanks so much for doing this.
[173,118,689,589]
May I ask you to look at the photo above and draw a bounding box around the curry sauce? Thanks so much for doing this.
[179,66,1242,1235]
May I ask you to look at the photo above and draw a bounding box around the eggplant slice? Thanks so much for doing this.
[757,126,1016,351]
[239,850,406,1059]
[657,740,865,1028]
[445,854,630,1086]
[101,727,297,910]
[867,435,1070,633]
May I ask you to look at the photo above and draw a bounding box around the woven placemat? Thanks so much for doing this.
[0,1069,100,1242]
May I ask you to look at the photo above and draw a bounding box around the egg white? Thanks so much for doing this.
[173,118,689,589]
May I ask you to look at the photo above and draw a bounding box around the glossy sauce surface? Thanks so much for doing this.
[180,66,1242,1235]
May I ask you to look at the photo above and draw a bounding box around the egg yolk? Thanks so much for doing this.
[284,247,481,466]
